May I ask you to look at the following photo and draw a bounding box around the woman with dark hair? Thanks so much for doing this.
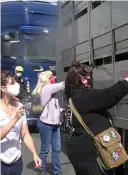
[0,69,41,175]
[65,61,128,175]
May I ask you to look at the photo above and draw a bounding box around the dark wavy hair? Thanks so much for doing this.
[0,69,16,98]
[65,60,92,99]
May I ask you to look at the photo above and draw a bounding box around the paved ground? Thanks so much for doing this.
[22,130,128,175]
[22,132,75,175]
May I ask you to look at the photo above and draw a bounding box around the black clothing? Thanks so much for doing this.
[66,80,128,175]
[1,157,23,175]
[16,77,27,101]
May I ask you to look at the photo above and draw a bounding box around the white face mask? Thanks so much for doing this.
[7,82,20,96]
[16,73,22,78]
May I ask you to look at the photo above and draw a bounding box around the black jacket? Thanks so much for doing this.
[16,78,27,101]
[66,80,128,174]
[72,80,128,136]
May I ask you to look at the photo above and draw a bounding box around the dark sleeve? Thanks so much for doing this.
[22,82,27,98]
[82,80,128,111]
[17,82,26,100]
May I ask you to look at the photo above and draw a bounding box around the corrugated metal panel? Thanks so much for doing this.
[76,52,89,62]
[76,41,89,55]
[62,47,74,60]
[91,1,111,38]
[77,14,88,43]
[61,1,72,15]
[75,1,87,16]
[61,1,73,27]
[112,1,128,29]
[63,57,73,67]
[62,10,72,25]
[94,45,112,57]
[116,40,128,51]
[74,1,81,6]
[93,32,111,50]
[115,24,128,43]
[60,24,73,51]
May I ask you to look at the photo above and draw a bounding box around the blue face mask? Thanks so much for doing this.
[16,73,22,78]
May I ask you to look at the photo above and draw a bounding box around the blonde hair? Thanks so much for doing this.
[32,71,53,96]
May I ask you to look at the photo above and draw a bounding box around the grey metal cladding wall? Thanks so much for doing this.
[74,1,87,16]
[112,1,128,29]
[62,10,72,25]
[76,52,89,63]
[62,47,74,60]
[60,1,74,52]
[115,25,128,43]
[61,1,73,26]
[60,1,89,64]
[74,1,88,62]
[77,13,88,44]
[62,47,75,67]
[72,20,78,46]
[74,1,81,6]
[76,41,89,55]
[60,24,73,52]
[115,24,128,53]
[61,1,72,15]
[94,45,112,59]
[93,32,111,50]
[116,40,128,54]
[93,32,112,59]
[63,57,73,67]
[59,1,69,8]
[91,1,111,38]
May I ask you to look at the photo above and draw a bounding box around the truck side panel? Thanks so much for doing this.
[58,1,128,129]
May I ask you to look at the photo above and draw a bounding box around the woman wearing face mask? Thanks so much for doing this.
[0,70,42,175]
[64,60,128,175]
[32,71,65,175]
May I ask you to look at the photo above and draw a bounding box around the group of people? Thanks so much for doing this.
[1,60,128,175]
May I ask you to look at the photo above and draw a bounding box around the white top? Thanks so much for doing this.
[0,101,27,164]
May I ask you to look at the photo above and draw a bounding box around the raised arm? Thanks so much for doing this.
[74,80,128,112]
[40,82,65,107]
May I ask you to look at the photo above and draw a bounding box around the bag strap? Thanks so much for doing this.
[33,95,52,112]
[69,98,95,139]
[42,97,52,111]
[108,113,113,126]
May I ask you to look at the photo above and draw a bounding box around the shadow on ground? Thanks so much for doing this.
[27,161,52,174]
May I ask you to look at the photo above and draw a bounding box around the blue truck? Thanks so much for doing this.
[1,1,58,128]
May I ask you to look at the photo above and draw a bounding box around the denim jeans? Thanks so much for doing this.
[37,120,61,175]
[1,157,23,175]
